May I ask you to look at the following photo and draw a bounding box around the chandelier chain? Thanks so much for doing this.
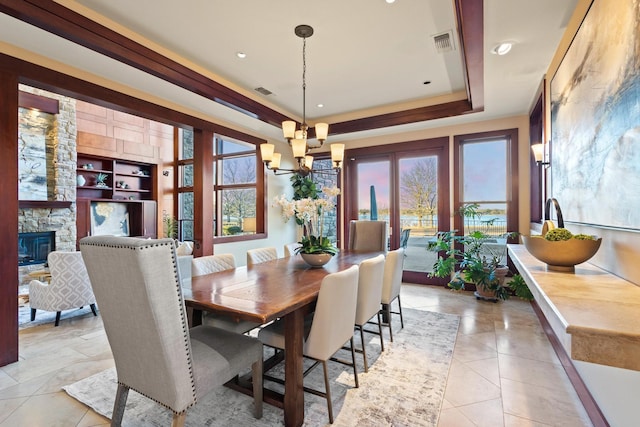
[302,36,307,134]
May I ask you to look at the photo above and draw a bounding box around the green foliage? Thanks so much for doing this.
[163,215,178,239]
[544,228,573,241]
[290,175,319,200]
[573,233,596,240]
[297,234,339,256]
[428,203,531,301]
[226,225,242,235]
[96,173,108,184]
[507,274,533,301]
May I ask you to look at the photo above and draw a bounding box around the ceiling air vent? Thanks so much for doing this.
[432,31,455,53]
[254,87,273,96]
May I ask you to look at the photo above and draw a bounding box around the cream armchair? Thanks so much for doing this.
[29,251,97,326]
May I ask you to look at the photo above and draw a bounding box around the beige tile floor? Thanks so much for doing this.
[0,284,592,427]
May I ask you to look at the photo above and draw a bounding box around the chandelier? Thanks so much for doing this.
[260,25,344,176]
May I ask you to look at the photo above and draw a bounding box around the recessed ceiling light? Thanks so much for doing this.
[317,103,324,108]
[491,42,512,55]
[386,0,396,3]
[236,52,247,59]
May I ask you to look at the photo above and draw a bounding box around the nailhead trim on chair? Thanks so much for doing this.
[80,238,199,411]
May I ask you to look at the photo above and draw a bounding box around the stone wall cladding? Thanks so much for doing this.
[18,85,77,287]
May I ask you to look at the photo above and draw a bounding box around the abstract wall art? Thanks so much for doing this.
[550,0,640,229]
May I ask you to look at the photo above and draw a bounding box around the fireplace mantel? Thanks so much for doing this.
[19,201,72,209]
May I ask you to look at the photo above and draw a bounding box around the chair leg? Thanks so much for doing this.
[90,303,98,316]
[54,311,61,327]
[171,412,186,427]
[321,360,334,424]
[349,337,359,388]
[386,304,394,342]
[112,383,129,426]
[397,295,405,329]
[376,311,385,352]
[252,358,263,419]
[30,308,36,321]
[358,325,368,373]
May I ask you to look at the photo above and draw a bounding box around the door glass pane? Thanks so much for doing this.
[461,202,509,265]
[179,163,193,187]
[462,138,510,265]
[462,139,507,203]
[399,156,438,274]
[311,159,339,245]
[179,129,193,160]
[357,161,390,221]
[178,191,194,241]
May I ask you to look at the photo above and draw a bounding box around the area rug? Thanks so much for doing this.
[18,303,97,330]
[63,308,459,426]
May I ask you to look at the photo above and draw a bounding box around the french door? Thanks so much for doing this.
[344,138,450,284]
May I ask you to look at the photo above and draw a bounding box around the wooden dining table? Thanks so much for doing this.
[183,250,383,427]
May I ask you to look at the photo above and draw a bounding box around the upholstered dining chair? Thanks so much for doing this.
[191,253,236,276]
[283,242,302,257]
[353,254,386,372]
[191,254,260,334]
[80,236,263,426]
[348,220,387,252]
[381,248,405,342]
[246,246,278,266]
[258,265,360,424]
[28,251,97,327]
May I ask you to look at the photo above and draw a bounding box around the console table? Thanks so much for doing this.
[508,244,640,427]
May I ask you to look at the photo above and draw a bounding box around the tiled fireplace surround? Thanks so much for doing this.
[18,87,77,288]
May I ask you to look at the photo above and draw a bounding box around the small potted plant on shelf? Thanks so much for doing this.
[95,173,109,188]
[428,203,532,302]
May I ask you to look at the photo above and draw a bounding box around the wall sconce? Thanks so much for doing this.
[162,170,170,176]
[531,143,549,167]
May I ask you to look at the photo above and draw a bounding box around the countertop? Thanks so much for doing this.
[508,244,640,371]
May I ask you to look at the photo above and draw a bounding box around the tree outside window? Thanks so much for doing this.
[215,135,257,236]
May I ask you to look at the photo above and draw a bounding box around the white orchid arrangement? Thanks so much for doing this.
[274,186,341,255]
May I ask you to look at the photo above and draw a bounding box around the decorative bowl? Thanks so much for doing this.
[300,252,333,267]
[521,236,602,272]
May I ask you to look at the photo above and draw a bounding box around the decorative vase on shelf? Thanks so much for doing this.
[76,175,86,186]
[300,252,333,268]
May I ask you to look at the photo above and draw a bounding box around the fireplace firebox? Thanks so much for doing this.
[18,231,56,266]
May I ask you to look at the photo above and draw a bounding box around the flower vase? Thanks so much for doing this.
[300,253,333,267]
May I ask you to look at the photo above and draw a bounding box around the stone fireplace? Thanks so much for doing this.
[18,86,77,288]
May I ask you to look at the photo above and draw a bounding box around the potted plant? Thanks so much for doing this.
[428,204,532,301]
[163,214,179,239]
[95,173,109,188]
[274,177,340,267]
[522,227,601,272]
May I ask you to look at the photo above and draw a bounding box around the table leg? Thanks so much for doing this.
[283,308,305,427]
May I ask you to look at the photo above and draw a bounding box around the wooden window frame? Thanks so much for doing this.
[453,129,519,239]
